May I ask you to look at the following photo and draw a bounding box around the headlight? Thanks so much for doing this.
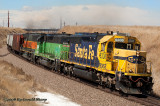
[129,69,133,73]
[136,52,140,56]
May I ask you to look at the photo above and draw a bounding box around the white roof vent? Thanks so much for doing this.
[113,32,117,35]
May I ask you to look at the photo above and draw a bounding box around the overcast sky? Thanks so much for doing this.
[0,0,160,28]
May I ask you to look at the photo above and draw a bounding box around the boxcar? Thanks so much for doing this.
[12,34,23,52]
[7,35,13,48]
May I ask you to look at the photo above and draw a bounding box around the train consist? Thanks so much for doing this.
[7,31,153,94]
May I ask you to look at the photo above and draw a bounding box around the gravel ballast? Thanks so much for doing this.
[0,46,142,106]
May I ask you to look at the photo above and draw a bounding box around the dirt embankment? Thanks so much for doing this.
[59,25,160,96]
[0,27,26,47]
[0,60,47,106]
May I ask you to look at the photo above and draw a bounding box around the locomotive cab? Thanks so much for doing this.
[98,32,152,94]
[98,33,151,75]
[113,35,151,76]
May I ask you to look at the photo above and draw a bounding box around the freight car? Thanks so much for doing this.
[7,34,13,48]
[7,31,153,94]
[7,34,23,53]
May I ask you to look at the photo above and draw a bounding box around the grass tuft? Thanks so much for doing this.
[0,60,47,106]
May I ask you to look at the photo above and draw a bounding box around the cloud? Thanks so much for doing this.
[22,6,33,11]
[0,5,159,28]
[82,6,89,11]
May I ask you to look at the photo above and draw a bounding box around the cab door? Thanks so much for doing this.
[99,42,107,61]
[106,42,113,61]
[97,42,107,71]
[106,42,114,71]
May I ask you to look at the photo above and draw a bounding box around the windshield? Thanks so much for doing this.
[115,43,133,50]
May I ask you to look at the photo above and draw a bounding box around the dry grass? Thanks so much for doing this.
[0,60,47,106]
[59,25,160,96]
[0,27,26,47]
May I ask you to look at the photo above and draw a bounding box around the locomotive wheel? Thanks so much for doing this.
[62,66,68,75]
[106,76,112,88]
[51,62,55,71]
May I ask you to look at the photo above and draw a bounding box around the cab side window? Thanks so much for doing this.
[107,42,113,53]
[101,43,106,51]
[127,44,132,50]
[135,44,140,50]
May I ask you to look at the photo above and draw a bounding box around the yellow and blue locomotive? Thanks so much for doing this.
[58,31,153,94]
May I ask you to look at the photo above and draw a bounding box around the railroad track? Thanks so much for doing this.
[8,49,160,106]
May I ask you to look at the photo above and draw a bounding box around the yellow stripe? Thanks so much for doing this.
[60,60,116,74]
[21,49,32,53]
[125,73,151,77]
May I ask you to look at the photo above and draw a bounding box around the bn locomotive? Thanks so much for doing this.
[7,31,153,94]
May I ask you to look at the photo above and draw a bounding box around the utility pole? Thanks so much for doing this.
[3,20,4,27]
[8,10,10,28]
[64,21,65,27]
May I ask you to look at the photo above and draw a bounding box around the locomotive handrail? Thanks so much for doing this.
[146,61,152,74]
[120,60,126,72]
[116,60,119,71]
[143,62,146,74]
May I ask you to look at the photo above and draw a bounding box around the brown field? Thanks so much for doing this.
[59,25,160,96]
[0,60,47,106]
